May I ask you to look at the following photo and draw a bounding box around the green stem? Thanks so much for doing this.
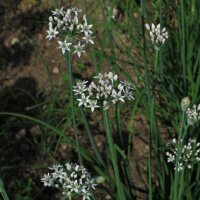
[148,49,160,200]
[180,0,186,93]
[79,108,105,167]
[103,110,125,200]
[65,52,82,165]
[116,103,123,147]
[154,50,159,78]
[0,178,9,200]
[174,112,188,200]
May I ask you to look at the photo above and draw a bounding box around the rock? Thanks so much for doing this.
[52,67,59,74]
[16,129,26,140]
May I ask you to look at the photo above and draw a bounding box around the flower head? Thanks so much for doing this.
[145,23,168,50]
[46,7,94,57]
[58,40,72,54]
[41,163,97,200]
[166,138,200,171]
[186,104,200,125]
[73,72,134,112]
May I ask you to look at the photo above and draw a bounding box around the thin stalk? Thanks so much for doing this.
[65,52,82,165]
[115,103,123,147]
[0,178,9,200]
[103,110,126,200]
[148,98,154,200]
[148,48,160,200]
[154,50,159,77]
[79,108,105,168]
[180,0,186,94]
[115,103,135,199]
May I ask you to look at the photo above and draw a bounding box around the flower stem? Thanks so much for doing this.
[148,49,159,200]
[65,52,82,165]
[79,108,105,167]
[103,110,125,200]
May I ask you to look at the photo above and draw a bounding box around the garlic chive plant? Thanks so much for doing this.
[46,7,95,164]
[73,72,134,112]
[73,72,134,199]
[166,138,200,171]
[41,163,97,200]
[144,22,169,200]
[145,23,168,50]
[47,7,94,57]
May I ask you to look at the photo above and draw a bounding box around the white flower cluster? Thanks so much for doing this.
[41,163,96,200]
[47,7,94,57]
[145,23,168,50]
[186,104,200,125]
[166,138,200,171]
[73,72,134,112]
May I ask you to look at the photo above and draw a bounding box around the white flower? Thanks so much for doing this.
[49,164,62,171]
[87,100,100,112]
[176,162,183,172]
[52,168,66,179]
[46,27,59,40]
[73,80,88,95]
[58,40,72,54]
[77,94,90,107]
[166,152,175,163]
[78,15,93,35]
[82,33,94,44]
[41,173,53,187]
[112,90,125,104]
[73,42,85,57]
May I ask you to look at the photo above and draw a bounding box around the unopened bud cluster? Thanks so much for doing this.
[41,163,96,200]
[181,97,190,112]
[145,23,168,50]
[166,138,200,172]
[47,7,94,57]
[73,72,134,112]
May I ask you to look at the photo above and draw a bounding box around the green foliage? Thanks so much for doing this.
[13,178,35,200]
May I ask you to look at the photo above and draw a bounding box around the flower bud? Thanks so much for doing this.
[95,176,105,184]
[181,97,190,111]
